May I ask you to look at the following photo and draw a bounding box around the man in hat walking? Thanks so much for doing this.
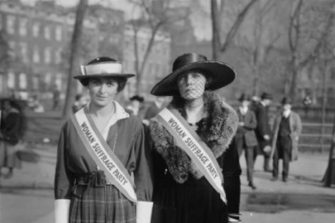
[270,97,302,182]
[235,94,258,189]
[254,92,273,172]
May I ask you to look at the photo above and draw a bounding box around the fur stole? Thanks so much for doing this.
[149,92,238,183]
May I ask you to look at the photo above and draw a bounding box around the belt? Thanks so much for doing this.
[74,171,113,187]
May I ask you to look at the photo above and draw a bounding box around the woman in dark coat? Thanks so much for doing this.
[54,57,153,223]
[0,99,26,178]
[148,53,241,223]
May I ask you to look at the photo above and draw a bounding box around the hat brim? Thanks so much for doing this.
[151,61,235,96]
[73,73,135,80]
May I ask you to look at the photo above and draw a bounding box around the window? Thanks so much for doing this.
[32,76,39,90]
[33,22,39,37]
[19,17,27,36]
[44,72,52,85]
[6,15,15,34]
[20,42,28,63]
[19,73,27,89]
[55,25,62,41]
[9,41,16,57]
[55,49,62,64]
[7,71,15,88]
[44,47,51,64]
[33,46,40,63]
[55,73,63,90]
[44,25,50,40]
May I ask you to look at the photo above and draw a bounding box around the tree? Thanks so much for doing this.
[287,0,335,101]
[62,0,89,117]
[210,0,259,60]
[238,0,280,95]
[128,0,189,94]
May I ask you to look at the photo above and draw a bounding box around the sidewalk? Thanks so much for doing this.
[239,152,335,196]
[1,145,335,223]
[1,144,334,196]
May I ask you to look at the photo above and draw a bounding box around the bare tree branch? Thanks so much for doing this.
[220,0,259,52]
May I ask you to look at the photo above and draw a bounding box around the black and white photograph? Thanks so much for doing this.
[0,0,335,222]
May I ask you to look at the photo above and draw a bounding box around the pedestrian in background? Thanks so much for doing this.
[126,95,146,119]
[52,84,61,111]
[0,99,26,178]
[54,57,153,223]
[270,97,302,182]
[71,93,88,113]
[254,92,273,172]
[148,53,240,223]
[235,94,258,189]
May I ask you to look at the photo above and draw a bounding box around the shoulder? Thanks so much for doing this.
[291,112,301,121]
[118,116,144,133]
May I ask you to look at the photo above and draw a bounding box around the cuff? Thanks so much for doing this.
[55,199,70,223]
[136,201,153,223]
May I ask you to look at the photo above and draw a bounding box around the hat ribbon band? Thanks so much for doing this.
[81,63,122,76]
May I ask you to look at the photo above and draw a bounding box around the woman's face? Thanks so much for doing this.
[177,71,206,100]
[87,77,119,107]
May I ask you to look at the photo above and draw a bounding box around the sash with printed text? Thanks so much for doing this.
[156,108,227,203]
[71,108,137,202]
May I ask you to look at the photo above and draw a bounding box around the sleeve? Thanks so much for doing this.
[133,122,153,201]
[54,123,73,199]
[295,113,302,137]
[244,111,257,130]
[221,138,241,218]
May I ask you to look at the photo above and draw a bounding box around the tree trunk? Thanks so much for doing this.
[289,57,298,102]
[62,0,88,118]
[211,0,221,60]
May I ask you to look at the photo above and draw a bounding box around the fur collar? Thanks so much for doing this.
[149,92,238,183]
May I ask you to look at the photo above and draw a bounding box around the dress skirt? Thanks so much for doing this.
[151,155,228,223]
[69,172,136,223]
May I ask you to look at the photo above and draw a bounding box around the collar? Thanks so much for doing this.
[282,110,291,118]
[239,106,248,115]
[86,101,129,139]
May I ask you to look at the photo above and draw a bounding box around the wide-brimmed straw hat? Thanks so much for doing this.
[151,53,235,96]
[74,57,135,80]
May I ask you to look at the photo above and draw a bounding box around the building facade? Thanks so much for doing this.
[0,0,125,105]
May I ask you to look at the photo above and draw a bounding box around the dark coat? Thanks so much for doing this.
[236,109,258,147]
[271,111,302,161]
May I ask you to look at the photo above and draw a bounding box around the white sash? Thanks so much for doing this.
[72,108,137,202]
[156,108,227,204]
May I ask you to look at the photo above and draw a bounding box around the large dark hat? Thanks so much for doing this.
[150,53,235,96]
[74,57,135,80]
[238,93,251,102]
[129,95,144,103]
[281,97,292,105]
[260,92,273,100]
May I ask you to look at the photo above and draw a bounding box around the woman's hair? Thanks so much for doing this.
[79,77,127,92]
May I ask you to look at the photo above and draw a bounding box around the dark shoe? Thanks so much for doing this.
[271,177,278,181]
[248,182,257,190]
[282,178,287,182]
